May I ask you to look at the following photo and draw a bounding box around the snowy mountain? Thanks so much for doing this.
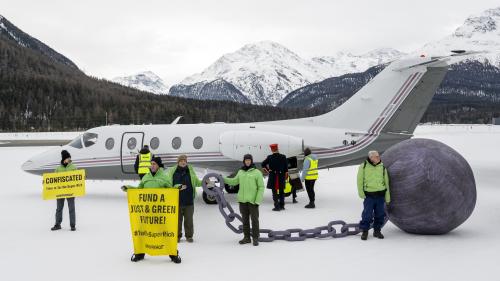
[112,71,169,95]
[0,15,78,69]
[169,79,250,103]
[416,6,500,66]
[176,41,403,105]
[278,64,386,110]
[179,41,322,106]
[311,48,405,77]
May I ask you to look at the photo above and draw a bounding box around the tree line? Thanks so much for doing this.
[0,35,320,132]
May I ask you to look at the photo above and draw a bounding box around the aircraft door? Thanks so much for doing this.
[121,132,145,174]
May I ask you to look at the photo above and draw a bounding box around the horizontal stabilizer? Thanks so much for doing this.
[394,51,486,71]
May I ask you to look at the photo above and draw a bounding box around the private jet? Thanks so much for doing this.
[21,51,476,202]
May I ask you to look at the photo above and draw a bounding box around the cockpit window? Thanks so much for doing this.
[68,135,83,149]
[83,132,98,147]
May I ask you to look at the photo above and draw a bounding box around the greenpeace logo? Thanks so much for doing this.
[145,244,164,250]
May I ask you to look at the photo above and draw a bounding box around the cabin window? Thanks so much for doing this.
[172,137,181,150]
[127,137,137,150]
[68,135,83,149]
[83,132,98,147]
[150,137,160,150]
[105,138,114,150]
[193,136,203,149]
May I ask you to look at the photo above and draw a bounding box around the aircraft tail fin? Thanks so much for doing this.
[282,52,478,135]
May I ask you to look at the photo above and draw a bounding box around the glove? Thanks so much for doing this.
[121,185,128,192]
[173,184,187,190]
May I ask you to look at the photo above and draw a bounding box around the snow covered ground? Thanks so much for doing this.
[1,125,498,281]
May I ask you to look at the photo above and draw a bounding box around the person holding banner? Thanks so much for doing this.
[224,154,265,246]
[51,150,77,231]
[121,157,182,264]
[165,154,202,243]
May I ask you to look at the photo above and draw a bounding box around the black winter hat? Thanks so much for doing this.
[61,150,71,161]
[151,156,164,168]
[243,154,253,162]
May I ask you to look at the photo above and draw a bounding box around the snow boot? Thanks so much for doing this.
[361,231,368,240]
[70,226,76,231]
[305,202,315,209]
[170,251,181,264]
[293,198,298,204]
[51,225,61,231]
[253,239,259,246]
[272,207,281,211]
[239,237,251,244]
[131,254,145,262]
[374,230,385,239]
[186,238,194,243]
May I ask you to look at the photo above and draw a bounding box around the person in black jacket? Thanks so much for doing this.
[261,144,288,211]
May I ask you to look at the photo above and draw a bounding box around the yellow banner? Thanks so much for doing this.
[127,188,179,256]
[42,170,86,200]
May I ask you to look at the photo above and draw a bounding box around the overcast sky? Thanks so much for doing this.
[1,0,499,84]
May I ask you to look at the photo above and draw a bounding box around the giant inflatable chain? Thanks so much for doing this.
[202,173,386,242]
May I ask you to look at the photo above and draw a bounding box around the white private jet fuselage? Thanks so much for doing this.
[21,54,469,180]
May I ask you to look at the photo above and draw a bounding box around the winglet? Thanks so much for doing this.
[171,116,183,124]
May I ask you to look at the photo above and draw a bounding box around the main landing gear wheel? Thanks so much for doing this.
[202,176,219,204]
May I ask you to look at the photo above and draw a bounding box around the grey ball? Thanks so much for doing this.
[381,138,476,235]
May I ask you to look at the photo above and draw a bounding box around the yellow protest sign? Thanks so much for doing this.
[42,170,86,200]
[127,188,179,256]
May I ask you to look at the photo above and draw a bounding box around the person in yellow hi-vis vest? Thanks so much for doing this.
[134,145,153,179]
[300,148,318,209]
[121,157,183,264]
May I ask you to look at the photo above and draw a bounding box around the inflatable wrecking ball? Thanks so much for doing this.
[382,138,477,235]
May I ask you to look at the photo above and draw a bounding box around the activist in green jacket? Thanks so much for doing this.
[125,167,169,189]
[224,164,265,205]
[357,158,390,203]
[55,163,77,173]
[164,155,202,243]
[121,156,182,264]
[51,150,78,232]
[224,154,264,246]
[357,151,390,240]
[164,163,202,198]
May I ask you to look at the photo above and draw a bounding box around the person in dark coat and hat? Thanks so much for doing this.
[261,144,288,211]
[51,150,78,231]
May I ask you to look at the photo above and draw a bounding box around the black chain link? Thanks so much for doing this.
[202,173,387,242]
